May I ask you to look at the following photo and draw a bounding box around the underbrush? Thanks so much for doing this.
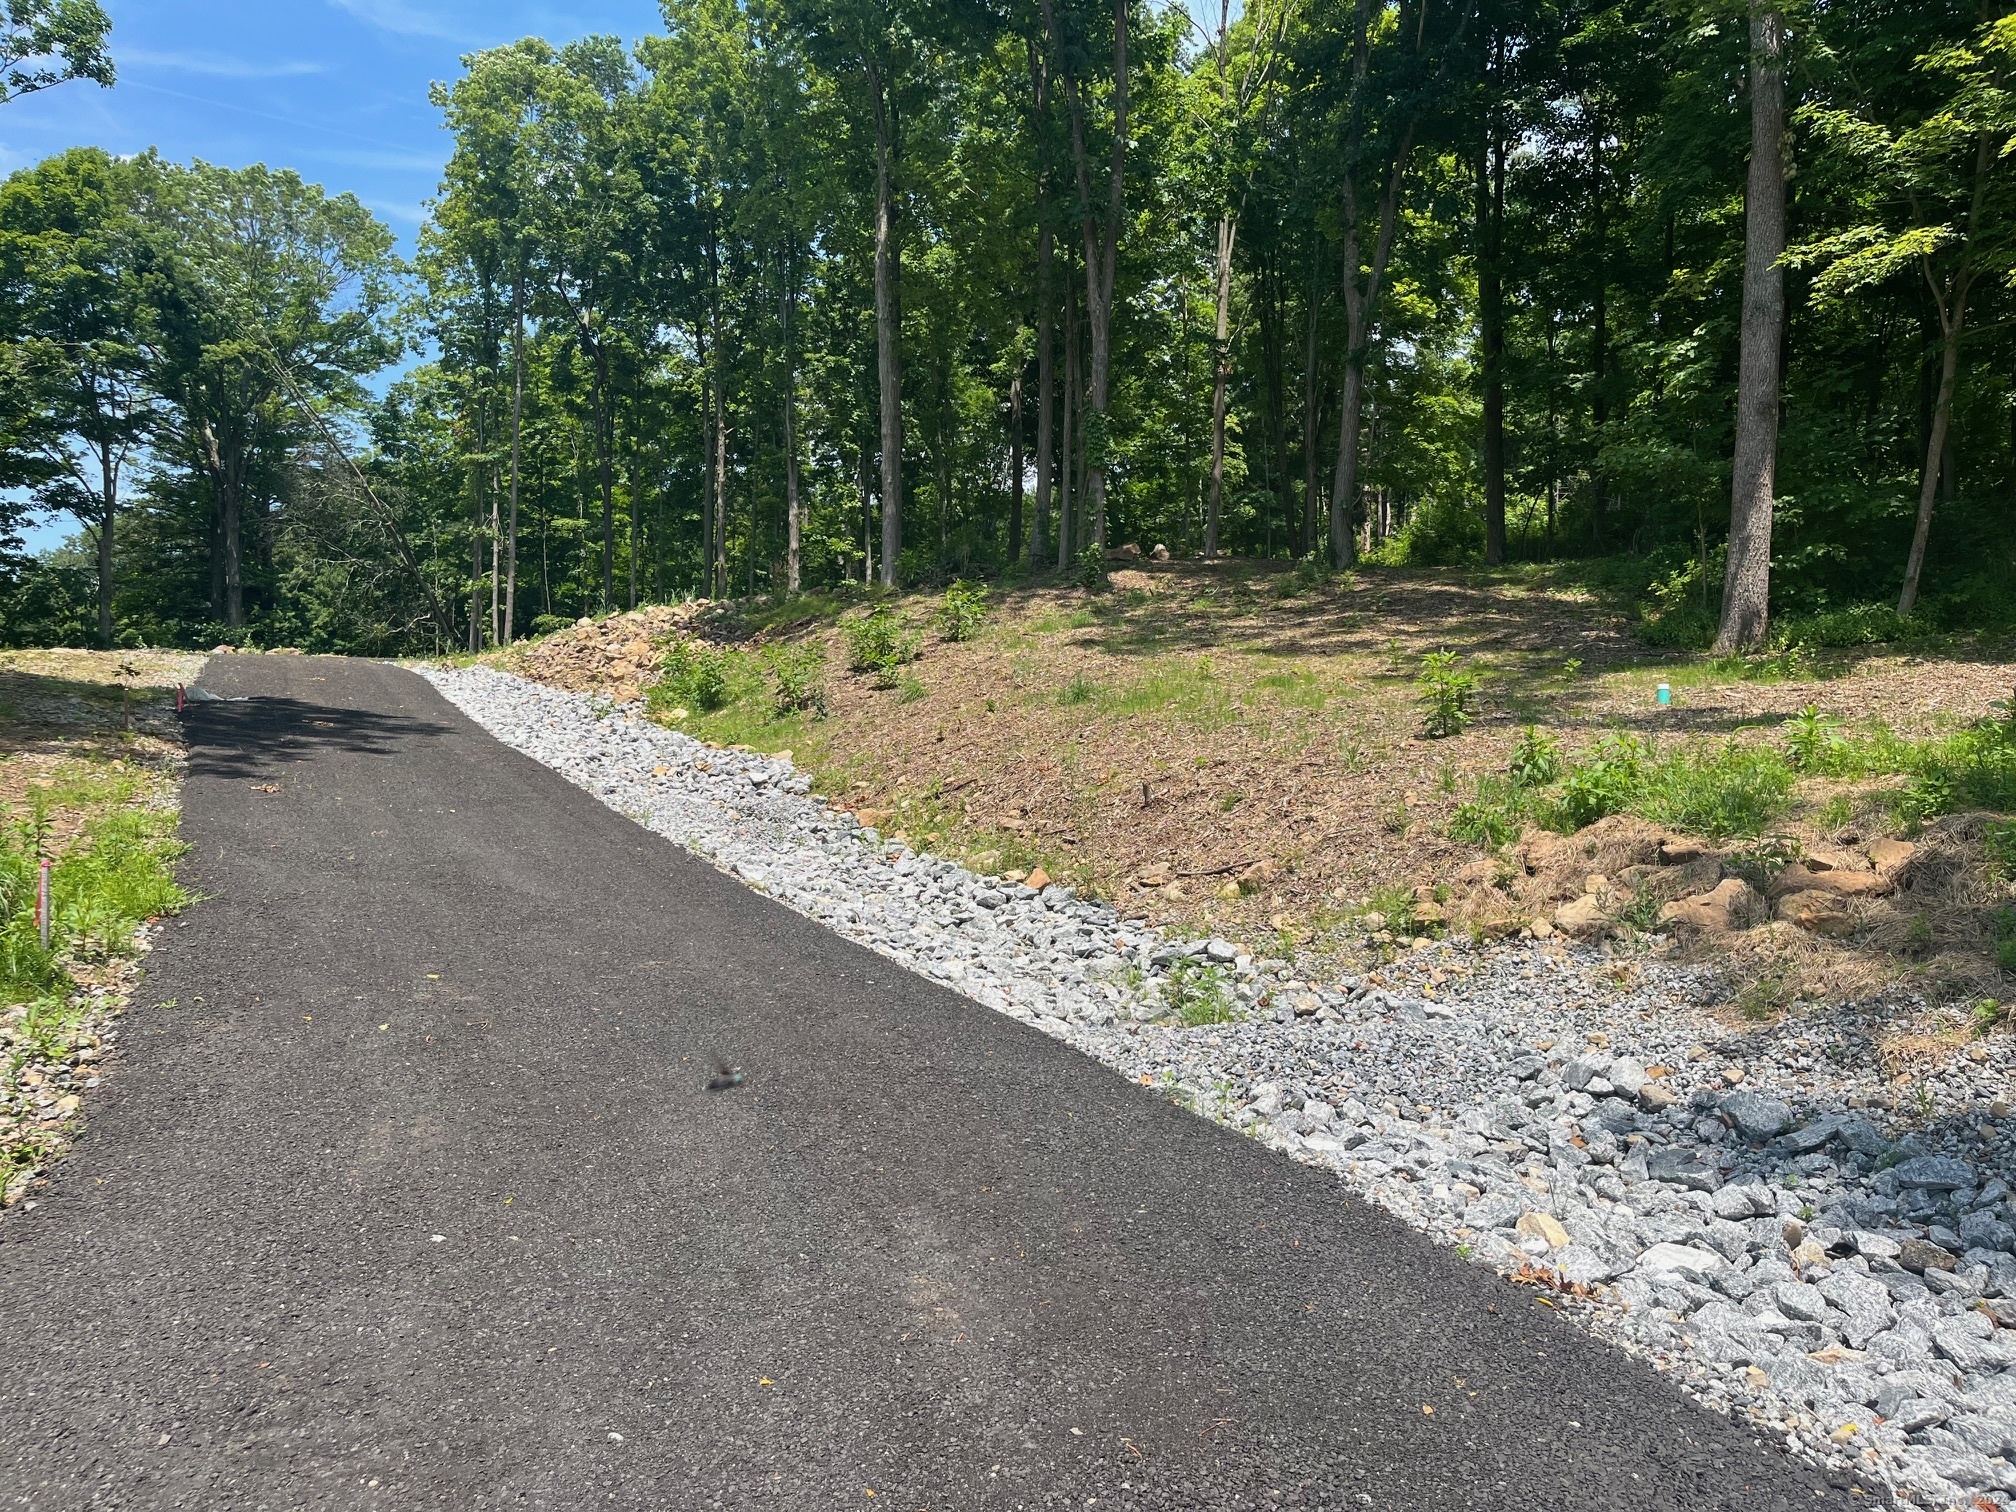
[2,790,189,1201]
[1448,714,2016,849]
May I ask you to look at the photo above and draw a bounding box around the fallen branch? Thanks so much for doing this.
[1177,858,1255,879]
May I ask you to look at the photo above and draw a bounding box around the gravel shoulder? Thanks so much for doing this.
[0,654,1853,1511]
[429,661,2016,1512]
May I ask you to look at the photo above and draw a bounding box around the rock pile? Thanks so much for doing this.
[426,664,2016,1511]
[502,604,704,702]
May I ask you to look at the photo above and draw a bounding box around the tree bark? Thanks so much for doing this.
[1205,212,1234,556]
[870,63,904,588]
[1301,239,1323,556]
[1326,0,1420,568]
[1045,0,1128,551]
[1715,2,1787,652]
[783,253,802,595]
[1478,42,1507,567]
[94,440,115,646]
[1008,369,1025,564]
[1034,230,1055,567]
[505,276,524,642]
[1060,275,1079,565]
[1898,132,1992,616]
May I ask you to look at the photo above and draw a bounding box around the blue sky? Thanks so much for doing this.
[2,0,664,549]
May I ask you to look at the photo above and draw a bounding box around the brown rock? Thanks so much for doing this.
[1240,858,1284,887]
[1411,899,1446,926]
[1025,866,1052,891]
[1658,834,1711,864]
[1770,863,1890,899]
[1776,888,1856,937]
[1553,895,1612,941]
[1108,542,1143,562]
[1515,1211,1571,1250]
[1899,1237,1958,1274]
[854,807,893,831]
[1637,1083,1679,1113]
[1867,838,1916,877]
[1454,857,1501,888]
[1150,544,1171,562]
[1137,863,1174,887]
[1656,878,1761,935]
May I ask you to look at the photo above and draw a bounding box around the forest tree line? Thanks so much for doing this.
[1,0,2013,654]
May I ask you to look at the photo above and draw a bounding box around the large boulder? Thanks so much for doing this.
[1552,894,1613,941]
[1770,861,1891,899]
[1657,878,1761,935]
[1776,888,1856,936]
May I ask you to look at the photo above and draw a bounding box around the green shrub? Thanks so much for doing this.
[1897,717,2016,820]
[658,639,731,713]
[1637,604,1716,650]
[842,607,922,684]
[1075,543,1109,592]
[1783,705,1845,770]
[1778,603,1921,649]
[940,580,990,642]
[1509,726,1563,788]
[1165,957,1234,1026]
[1995,909,2016,975]
[1986,820,2016,880]
[1417,651,1479,739]
[765,644,827,716]
[1448,776,1523,848]
[528,614,572,638]
[1546,733,1646,831]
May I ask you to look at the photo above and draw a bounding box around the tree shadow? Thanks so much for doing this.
[183,694,454,782]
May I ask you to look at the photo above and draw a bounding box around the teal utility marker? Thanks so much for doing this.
[1655,682,1672,707]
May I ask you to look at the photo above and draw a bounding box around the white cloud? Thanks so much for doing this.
[325,0,476,41]
[121,47,327,79]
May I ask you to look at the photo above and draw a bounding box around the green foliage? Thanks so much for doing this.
[657,639,731,713]
[0,1,114,105]
[1783,705,1846,770]
[1448,776,1523,848]
[1635,744,1796,841]
[1416,651,1478,739]
[764,643,826,717]
[528,614,572,638]
[1075,544,1109,593]
[1549,734,1647,831]
[842,607,922,686]
[1509,726,1563,788]
[1165,957,1234,1026]
[939,580,989,642]
[1986,820,2016,879]
[1059,673,1098,705]
[0,807,187,1000]
[1995,911,2016,975]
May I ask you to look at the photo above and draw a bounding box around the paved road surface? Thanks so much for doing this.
[0,657,1867,1510]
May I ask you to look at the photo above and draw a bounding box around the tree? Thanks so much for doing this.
[142,159,400,632]
[1,0,111,106]
[0,147,150,645]
[1715,1,1786,652]
[1795,11,2016,616]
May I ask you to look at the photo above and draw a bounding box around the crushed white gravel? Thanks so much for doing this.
[426,663,2016,1511]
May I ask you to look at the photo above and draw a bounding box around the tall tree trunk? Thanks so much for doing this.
[1205,212,1235,556]
[505,276,524,642]
[870,64,904,588]
[1034,231,1055,567]
[712,388,729,598]
[1301,238,1323,556]
[1009,369,1025,563]
[201,421,245,630]
[1060,276,1079,566]
[1325,0,1420,568]
[1715,2,1787,652]
[95,441,115,647]
[1478,44,1507,567]
[1590,129,1610,548]
[859,424,875,584]
[1045,0,1128,552]
[1899,132,1991,616]
[783,254,802,595]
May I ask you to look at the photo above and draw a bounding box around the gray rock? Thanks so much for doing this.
[1815,1272,1895,1348]
[1934,1317,2016,1372]
[1772,1281,1831,1323]
[1636,1242,1726,1280]
[1720,1091,1793,1140]
[1894,1154,1975,1191]
[1961,1210,2016,1253]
